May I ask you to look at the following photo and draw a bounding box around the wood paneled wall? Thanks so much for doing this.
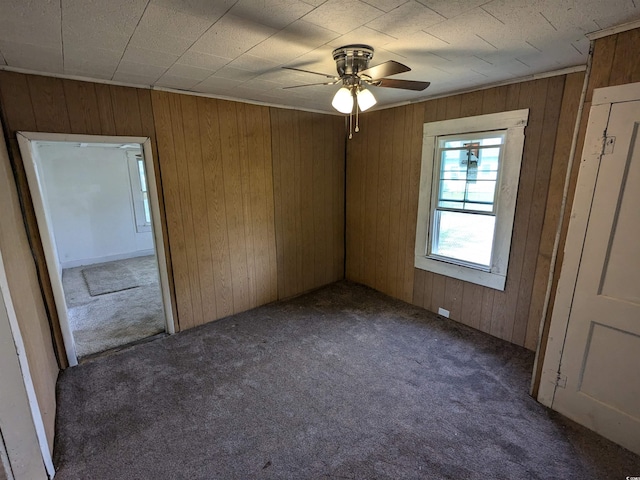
[0,71,345,448]
[0,71,178,445]
[0,71,345,344]
[151,92,278,328]
[0,72,171,358]
[534,27,640,384]
[0,119,58,450]
[346,73,585,350]
[270,109,345,299]
[150,94,345,327]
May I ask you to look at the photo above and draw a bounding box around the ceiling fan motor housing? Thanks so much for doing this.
[332,44,374,82]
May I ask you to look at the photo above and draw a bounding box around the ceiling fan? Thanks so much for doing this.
[283,44,431,137]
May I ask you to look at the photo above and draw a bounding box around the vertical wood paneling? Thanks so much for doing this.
[512,75,564,345]
[386,108,405,296]
[363,111,381,287]
[479,288,495,334]
[137,89,178,323]
[236,103,258,308]
[0,71,338,454]
[401,103,425,301]
[218,101,251,314]
[459,91,484,117]
[430,274,446,313]
[151,92,284,327]
[482,86,507,113]
[298,111,316,293]
[525,72,584,350]
[152,91,194,329]
[607,28,640,86]
[395,106,413,301]
[490,79,548,342]
[62,80,102,135]
[0,121,59,450]
[270,108,345,300]
[331,118,345,281]
[26,76,71,133]
[532,27,640,391]
[346,74,581,349]
[181,95,215,323]
[421,271,433,313]
[413,268,426,307]
[110,85,144,136]
[197,96,233,317]
[247,104,278,305]
[346,116,364,283]
[317,114,333,284]
[419,100,438,309]
[170,93,204,328]
[94,83,117,135]
[0,75,177,393]
[375,108,394,293]
[460,283,482,329]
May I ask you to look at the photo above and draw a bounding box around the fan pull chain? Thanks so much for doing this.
[355,102,360,133]
[348,104,353,139]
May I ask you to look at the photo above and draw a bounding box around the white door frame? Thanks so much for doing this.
[0,247,52,479]
[538,81,640,406]
[17,132,175,367]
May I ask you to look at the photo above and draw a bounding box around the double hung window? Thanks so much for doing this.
[415,110,529,290]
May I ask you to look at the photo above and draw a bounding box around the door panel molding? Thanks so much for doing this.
[539,81,640,455]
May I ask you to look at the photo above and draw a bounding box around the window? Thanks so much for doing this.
[127,151,152,233]
[415,110,529,290]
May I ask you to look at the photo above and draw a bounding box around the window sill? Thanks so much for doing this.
[414,255,506,291]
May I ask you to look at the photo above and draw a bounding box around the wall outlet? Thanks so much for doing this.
[437,307,450,318]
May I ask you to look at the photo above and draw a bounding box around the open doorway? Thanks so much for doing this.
[17,133,174,366]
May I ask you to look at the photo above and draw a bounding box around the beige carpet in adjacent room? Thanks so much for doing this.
[62,255,165,358]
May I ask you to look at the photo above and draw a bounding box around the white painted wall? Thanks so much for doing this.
[35,143,154,268]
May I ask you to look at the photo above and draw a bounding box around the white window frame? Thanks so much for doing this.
[414,109,529,291]
[127,150,152,233]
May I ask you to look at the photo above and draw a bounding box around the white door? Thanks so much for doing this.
[546,91,640,455]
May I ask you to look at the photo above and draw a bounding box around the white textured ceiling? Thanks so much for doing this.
[0,0,638,113]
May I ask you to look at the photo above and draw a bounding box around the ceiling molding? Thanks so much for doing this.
[151,86,338,116]
[0,65,339,116]
[0,63,590,117]
[587,18,640,40]
[372,64,588,113]
[0,65,153,90]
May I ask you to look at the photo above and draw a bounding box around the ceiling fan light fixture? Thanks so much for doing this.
[332,86,354,114]
[356,87,376,112]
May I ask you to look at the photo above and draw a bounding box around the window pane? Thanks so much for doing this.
[438,201,464,209]
[478,147,500,177]
[431,210,495,266]
[466,180,496,204]
[480,137,503,146]
[142,192,151,224]
[439,180,466,202]
[441,150,467,175]
[476,169,498,181]
[137,159,148,192]
[463,202,493,212]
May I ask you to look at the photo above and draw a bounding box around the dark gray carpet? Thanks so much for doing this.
[54,281,640,479]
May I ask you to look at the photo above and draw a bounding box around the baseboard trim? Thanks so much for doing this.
[60,249,155,269]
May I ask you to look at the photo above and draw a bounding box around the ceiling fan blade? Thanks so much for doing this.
[359,60,411,80]
[283,81,339,89]
[282,66,337,79]
[373,78,431,91]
